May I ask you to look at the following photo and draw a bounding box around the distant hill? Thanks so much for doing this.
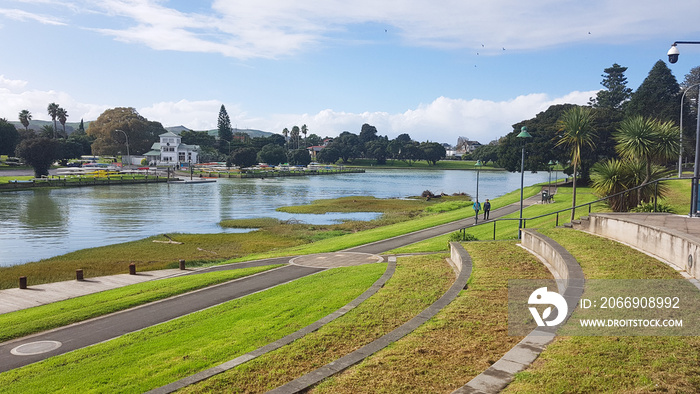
[6,120,274,139]
[165,126,275,138]
[8,120,90,135]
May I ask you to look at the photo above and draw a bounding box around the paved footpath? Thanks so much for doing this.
[0,194,543,373]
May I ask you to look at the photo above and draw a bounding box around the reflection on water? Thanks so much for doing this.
[18,190,67,230]
[0,169,552,266]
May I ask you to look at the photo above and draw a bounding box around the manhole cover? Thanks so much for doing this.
[11,340,62,356]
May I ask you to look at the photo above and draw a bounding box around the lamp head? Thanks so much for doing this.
[517,126,532,139]
[668,44,680,64]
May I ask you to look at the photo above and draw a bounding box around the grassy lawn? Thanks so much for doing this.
[181,254,454,393]
[306,241,552,393]
[0,175,33,183]
[503,228,700,393]
[390,186,608,253]
[659,177,692,214]
[0,264,386,394]
[0,265,281,343]
[0,232,301,289]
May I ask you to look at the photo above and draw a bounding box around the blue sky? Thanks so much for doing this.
[2,0,700,145]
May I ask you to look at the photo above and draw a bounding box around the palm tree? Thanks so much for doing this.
[291,126,300,149]
[615,116,679,204]
[18,110,32,131]
[282,128,289,149]
[592,158,672,211]
[57,107,68,137]
[556,106,596,222]
[47,102,59,138]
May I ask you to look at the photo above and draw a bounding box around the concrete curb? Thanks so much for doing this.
[452,229,583,394]
[146,258,397,394]
[575,213,700,281]
[267,243,472,394]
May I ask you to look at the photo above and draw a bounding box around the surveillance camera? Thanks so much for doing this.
[668,45,680,64]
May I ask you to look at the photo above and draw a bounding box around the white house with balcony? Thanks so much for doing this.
[144,131,200,166]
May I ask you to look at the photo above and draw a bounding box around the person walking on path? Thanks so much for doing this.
[473,200,481,224]
[483,199,491,220]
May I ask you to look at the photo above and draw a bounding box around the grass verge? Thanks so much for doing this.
[308,241,552,393]
[0,265,281,343]
[503,228,700,393]
[389,186,608,254]
[0,232,301,289]
[180,254,454,393]
[0,264,386,393]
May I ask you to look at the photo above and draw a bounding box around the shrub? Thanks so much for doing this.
[630,201,675,213]
[449,231,478,242]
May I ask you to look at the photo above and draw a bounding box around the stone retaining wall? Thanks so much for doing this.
[579,213,699,279]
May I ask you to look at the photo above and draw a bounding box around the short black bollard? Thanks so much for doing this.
[19,276,27,289]
[76,269,84,281]
[129,263,136,275]
[179,259,186,270]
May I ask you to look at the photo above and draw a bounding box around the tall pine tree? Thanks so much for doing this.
[625,60,681,123]
[589,63,632,110]
[217,104,233,142]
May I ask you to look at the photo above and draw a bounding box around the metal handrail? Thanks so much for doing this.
[460,177,693,240]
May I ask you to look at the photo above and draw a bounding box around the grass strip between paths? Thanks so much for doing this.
[0,264,385,394]
[390,186,608,254]
[503,228,700,393]
[179,254,454,393]
[0,265,281,344]
[307,241,553,393]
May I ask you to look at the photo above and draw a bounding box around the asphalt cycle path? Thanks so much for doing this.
[346,197,534,254]
[0,262,320,373]
[0,194,541,373]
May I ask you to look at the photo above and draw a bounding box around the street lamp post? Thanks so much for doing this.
[679,83,700,178]
[548,160,555,196]
[667,41,700,216]
[114,129,130,169]
[517,126,532,238]
[475,160,483,224]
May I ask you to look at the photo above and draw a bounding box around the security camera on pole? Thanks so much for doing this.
[667,41,700,216]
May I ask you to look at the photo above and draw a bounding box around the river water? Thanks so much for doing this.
[0,169,553,266]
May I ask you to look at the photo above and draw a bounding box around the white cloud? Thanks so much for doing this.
[139,99,237,130]
[0,75,28,90]
[34,0,694,59]
[0,75,595,145]
[0,78,107,124]
[244,91,598,144]
[0,8,66,25]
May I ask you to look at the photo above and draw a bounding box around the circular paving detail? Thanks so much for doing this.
[11,341,62,356]
[290,252,383,268]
